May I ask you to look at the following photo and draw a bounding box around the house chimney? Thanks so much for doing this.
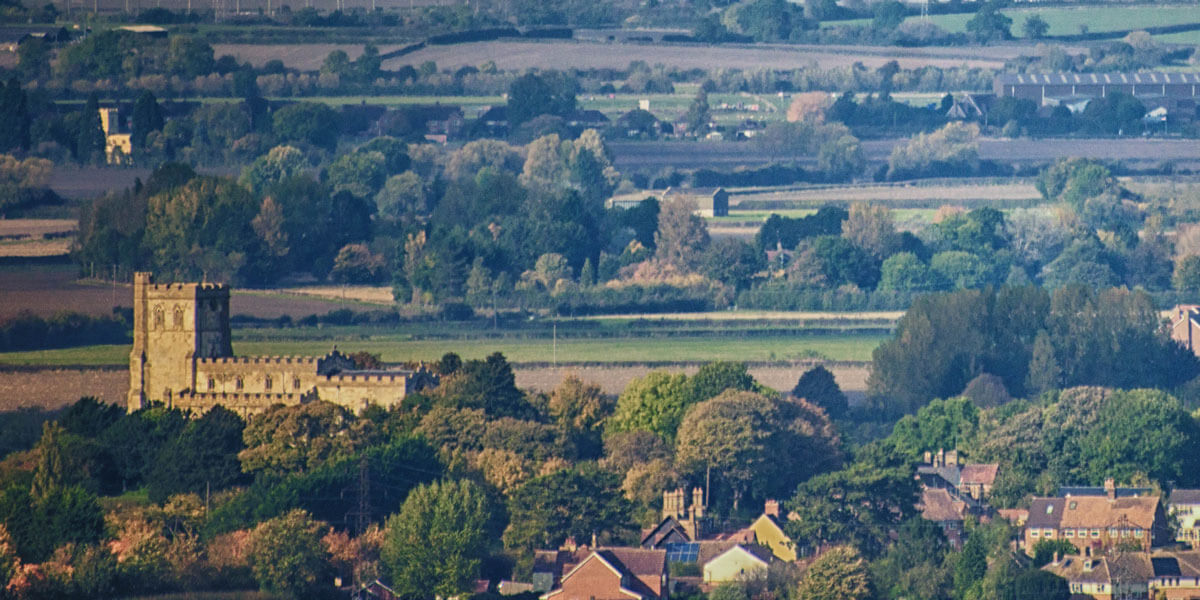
[1105,478,1116,500]
[924,451,932,464]
[692,487,705,519]
[764,499,780,518]
[936,449,945,467]
[1053,552,1060,565]
[946,449,958,466]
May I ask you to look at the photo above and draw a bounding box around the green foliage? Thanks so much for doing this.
[878,252,944,292]
[1031,538,1077,567]
[240,145,307,193]
[869,286,1196,414]
[785,443,917,558]
[0,78,30,152]
[208,436,441,534]
[675,390,841,508]
[326,150,387,199]
[1022,14,1050,39]
[507,71,577,128]
[792,365,848,419]
[131,90,165,151]
[502,465,633,553]
[435,352,532,419]
[965,1,1012,42]
[870,517,951,600]
[655,196,711,271]
[382,479,493,598]
[686,361,756,404]
[887,396,979,457]
[796,545,872,600]
[239,400,375,479]
[146,405,245,503]
[247,509,333,599]
[608,370,690,442]
[272,102,340,150]
[1174,255,1200,292]
[143,175,264,284]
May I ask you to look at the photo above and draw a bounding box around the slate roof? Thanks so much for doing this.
[1027,498,1065,529]
[1170,489,1200,505]
[1044,556,1113,585]
[1059,486,1152,498]
[641,516,690,548]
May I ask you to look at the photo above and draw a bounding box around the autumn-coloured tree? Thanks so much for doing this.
[247,509,332,599]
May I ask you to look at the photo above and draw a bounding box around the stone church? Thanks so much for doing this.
[127,272,436,416]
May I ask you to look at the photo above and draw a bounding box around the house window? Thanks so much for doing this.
[1135,530,1144,538]
[1031,530,1039,537]
[1045,529,1054,537]
[1069,501,1077,510]
[265,376,273,391]
[1091,529,1100,538]
[236,377,244,390]
[1066,530,1074,537]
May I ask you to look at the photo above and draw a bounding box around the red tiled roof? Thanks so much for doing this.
[960,464,999,486]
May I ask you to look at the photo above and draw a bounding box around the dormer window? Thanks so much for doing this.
[1046,505,1054,514]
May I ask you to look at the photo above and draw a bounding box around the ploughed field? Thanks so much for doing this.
[215,40,1032,73]
[0,362,870,409]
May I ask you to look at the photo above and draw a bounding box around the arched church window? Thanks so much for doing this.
[173,305,185,329]
[153,306,165,329]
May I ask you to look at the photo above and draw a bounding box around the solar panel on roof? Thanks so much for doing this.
[1153,557,1182,577]
[665,542,700,563]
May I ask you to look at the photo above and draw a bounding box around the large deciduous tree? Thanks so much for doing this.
[796,545,872,600]
[382,479,493,599]
[675,391,840,510]
[654,196,710,272]
[247,509,332,599]
[607,370,691,442]
[503,465,634,554]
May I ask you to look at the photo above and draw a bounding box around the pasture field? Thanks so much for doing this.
[823,5,1200,40]
[0,333,883,366]
[230,333,885,363]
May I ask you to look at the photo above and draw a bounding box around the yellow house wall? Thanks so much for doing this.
[750,516,796,562]
[703,549,767,583]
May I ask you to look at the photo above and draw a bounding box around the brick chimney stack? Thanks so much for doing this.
[1104,478,1116,500]
[764,499,780,517]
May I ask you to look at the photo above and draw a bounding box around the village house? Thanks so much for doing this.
[1042,552,1152,600]
[641,488,709,548]
[1025,480,1167,553]
[702,544,773,585]
[917,449,1000,501]
[1170,305,1200,358]
[540,547,668,600]
[1170,489,1200,548]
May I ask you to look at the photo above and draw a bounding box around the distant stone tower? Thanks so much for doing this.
[128,272,233,411]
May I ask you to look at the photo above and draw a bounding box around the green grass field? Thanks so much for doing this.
[824,5,1200,39]
[233,333,886,363]
[0,333,885,367]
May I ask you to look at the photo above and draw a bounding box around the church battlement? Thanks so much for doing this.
[197,355,320,366]
[129,272,434,415]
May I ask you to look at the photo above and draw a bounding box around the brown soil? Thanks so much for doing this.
[0,367,126,409]
[0,362,869,412]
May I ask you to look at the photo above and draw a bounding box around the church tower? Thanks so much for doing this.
[128,273,232,411]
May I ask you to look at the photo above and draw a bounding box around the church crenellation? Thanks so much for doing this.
[128,272,437,417]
